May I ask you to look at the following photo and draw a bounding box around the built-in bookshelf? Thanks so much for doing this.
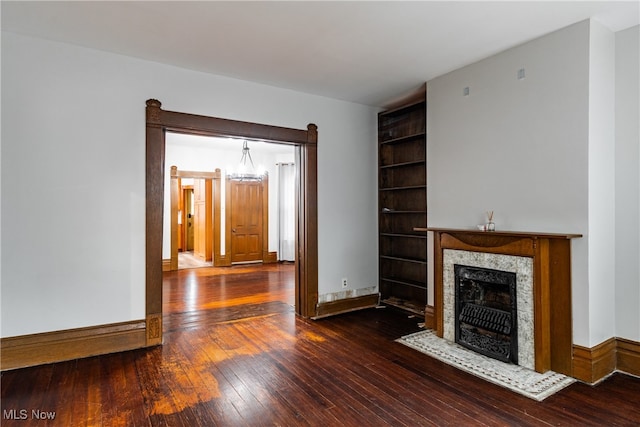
[378,96,427,315]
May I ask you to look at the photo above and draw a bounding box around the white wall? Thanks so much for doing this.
[428,21,595,345]
[615,25,640,342]
[428,20,640,346]
[587,20,616,345]
[1,32,379,337]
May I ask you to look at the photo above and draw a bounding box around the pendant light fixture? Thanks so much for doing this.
[228,140,264,181]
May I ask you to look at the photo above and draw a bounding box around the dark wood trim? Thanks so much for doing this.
[159,109,310,145]
[533,238,551,371]
[145,100,165,348]
[146,100,318,334]
[419,228,582,241]
[0,320,146,371]
[572,338,640,384]
[145,313,162,347]
[313,294,380,319]
[298,125,319,317]
[424,305,436,329]
[262,174,270,263]
[547,239,574,374]
[617,337,640,377]
[573,338,618,384]
[263,251,278,264]
[432,230,444,336]
[426,228,581,375]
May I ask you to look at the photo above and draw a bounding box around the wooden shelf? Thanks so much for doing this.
[419,227,582,240]
[378,94,427,315]
[380,185,426,191]
[380,132,426,145]
[380,160,425,169]
[381,210,426,215]
[380,255,427,265]
[381,276,427,290]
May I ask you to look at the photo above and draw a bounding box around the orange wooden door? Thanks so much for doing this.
[193,179,213,261]
[230,180,263,263]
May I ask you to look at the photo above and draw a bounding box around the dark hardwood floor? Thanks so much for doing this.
[2,263,639,426]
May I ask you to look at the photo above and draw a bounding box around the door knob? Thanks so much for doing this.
[232,228,237,232]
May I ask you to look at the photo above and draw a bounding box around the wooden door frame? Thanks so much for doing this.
[170,167,220,270]
[145,99,318,345]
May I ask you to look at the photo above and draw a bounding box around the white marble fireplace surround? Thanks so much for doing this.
[443,249,535,370]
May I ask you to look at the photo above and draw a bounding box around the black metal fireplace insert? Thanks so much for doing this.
[454,264,518,364]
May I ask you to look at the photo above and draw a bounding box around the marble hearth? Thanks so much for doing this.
[420,228,581,376]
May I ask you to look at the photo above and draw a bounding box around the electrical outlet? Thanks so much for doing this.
[341,278,348,288]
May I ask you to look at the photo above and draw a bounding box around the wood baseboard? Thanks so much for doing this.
[263,251,278,264]
[162,258,172,272]
[616,337,640,377]
[424,305,435,329]
[573,338,617,383]
[312,294,380,319]
[146,313,163,346]
[572,337,640,383]
[1,320,147,371]
[214,254,232,267]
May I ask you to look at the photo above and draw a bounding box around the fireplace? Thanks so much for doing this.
[454,264,517,364]
[423,228,581,376]
[444,250,534,368]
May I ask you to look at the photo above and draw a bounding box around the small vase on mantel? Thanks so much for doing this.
[486,211,495,232]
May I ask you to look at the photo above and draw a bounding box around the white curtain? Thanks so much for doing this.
[277,163,296,261]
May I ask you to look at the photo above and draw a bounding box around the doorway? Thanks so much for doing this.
[177,183,214,269]
[169,167,220,270]
[229,179,264,263]
[168,159,279,270]
[145,99,318,346]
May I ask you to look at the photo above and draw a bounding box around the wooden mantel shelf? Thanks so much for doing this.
[415,227,582,240]
[424,227,582,376]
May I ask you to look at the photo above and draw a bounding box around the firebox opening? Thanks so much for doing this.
[454,264,518,364]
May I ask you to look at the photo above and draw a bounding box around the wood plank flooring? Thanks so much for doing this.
[2,262,639,426]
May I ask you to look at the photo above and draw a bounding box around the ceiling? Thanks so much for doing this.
[167,133,296,155]
[2,1,638,107]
